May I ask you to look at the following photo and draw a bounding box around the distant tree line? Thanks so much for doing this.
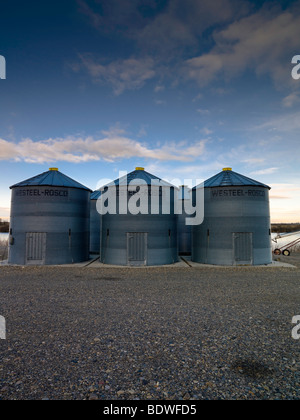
[0,219,9,232]
[272,223,300,233]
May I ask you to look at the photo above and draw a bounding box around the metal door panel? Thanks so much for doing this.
[127,233,147,266]
[26,233,46,265]
[233,232,253,265]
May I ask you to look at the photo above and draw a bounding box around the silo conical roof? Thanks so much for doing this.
[195,168,271,189]
[102,168,177,188]
[10,168,92,192]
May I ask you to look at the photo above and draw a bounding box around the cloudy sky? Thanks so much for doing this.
[0,0,300,222]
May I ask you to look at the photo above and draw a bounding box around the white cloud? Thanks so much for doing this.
[77,0,144,33]
[77,55,156,95]
[0,131,207,164]
[154,85,165,93]
[200,127,213,135]
[282,92,300,108]
[155,99,166,106]
[197,108,210,115]
[183,6,300,88]
[242,158,266,165]
[77,0,250,61]
[135,0,249,57]
[254,111,300,132]
[250,167,279,176]
[77,0,103,28]
[136,126,147,138]
[76,1,300,94]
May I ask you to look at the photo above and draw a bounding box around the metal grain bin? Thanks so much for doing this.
[99,168,179,266]
[8,168,92,265]
[90,190,101,255]
[192,168,272,266]
[177,186,192,256]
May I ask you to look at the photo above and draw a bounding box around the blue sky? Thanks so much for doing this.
[0,0,300,222]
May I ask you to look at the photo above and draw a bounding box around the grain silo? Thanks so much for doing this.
[192,168,272,266]
[90,190,101,255]
[8,168,92,265]
[177,186,192,256]
[99,167,178,266]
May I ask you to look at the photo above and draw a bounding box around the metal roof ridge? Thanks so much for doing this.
[193,169,271,189]
[10,169,92,192]
[100,169,178,189]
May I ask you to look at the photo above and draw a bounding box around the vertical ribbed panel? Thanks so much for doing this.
[26,232,46,264]
[127,232,147,265]
[192,186,272,266]
[9,187,90,265]
[233,232,253,265]
[100,184,178,266]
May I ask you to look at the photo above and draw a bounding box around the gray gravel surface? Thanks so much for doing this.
[0,255,300,400]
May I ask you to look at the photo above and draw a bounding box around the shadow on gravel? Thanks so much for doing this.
[231,359,275,379]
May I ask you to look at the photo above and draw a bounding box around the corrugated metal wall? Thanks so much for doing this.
[90,195,101,255]
[177,187,192,255]
[192,186,272,266]
[9,186,90,265]
[100,185,178,266]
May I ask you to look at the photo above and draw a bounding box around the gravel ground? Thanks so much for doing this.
[0,254,300,400]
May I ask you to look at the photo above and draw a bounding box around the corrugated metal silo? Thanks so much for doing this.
[90,190,101,255]
[8,168,92,265]
[99,167,179,266]
[192,168,272,266]
[177,186,192,255]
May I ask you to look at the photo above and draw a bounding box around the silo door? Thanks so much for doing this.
[26,233,46,265]
[233,233,253,265]
[127,233,147,266]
